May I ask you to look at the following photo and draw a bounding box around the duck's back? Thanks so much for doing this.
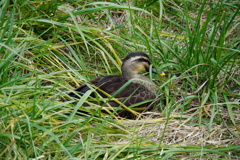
[69,75,125,98]
[69,75,156,118]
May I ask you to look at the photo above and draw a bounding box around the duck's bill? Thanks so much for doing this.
[152,68,165,76]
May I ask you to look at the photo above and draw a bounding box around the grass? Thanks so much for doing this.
[0,0,239,159]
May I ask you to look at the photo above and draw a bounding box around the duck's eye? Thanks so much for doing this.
[135,63,148,72]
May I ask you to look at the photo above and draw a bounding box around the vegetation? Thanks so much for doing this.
[0,0,239,159]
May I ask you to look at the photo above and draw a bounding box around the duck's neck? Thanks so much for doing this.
[122,65,155,93]
[122,65,151,82]
[122,65,138,80]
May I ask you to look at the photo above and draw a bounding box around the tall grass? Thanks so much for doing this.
[0,0,239,159]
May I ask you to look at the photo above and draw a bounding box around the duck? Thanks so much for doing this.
[68,52,165,118]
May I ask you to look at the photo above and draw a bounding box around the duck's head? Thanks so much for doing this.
[121,52,165,80]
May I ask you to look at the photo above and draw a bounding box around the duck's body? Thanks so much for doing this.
[69,52,164,118]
